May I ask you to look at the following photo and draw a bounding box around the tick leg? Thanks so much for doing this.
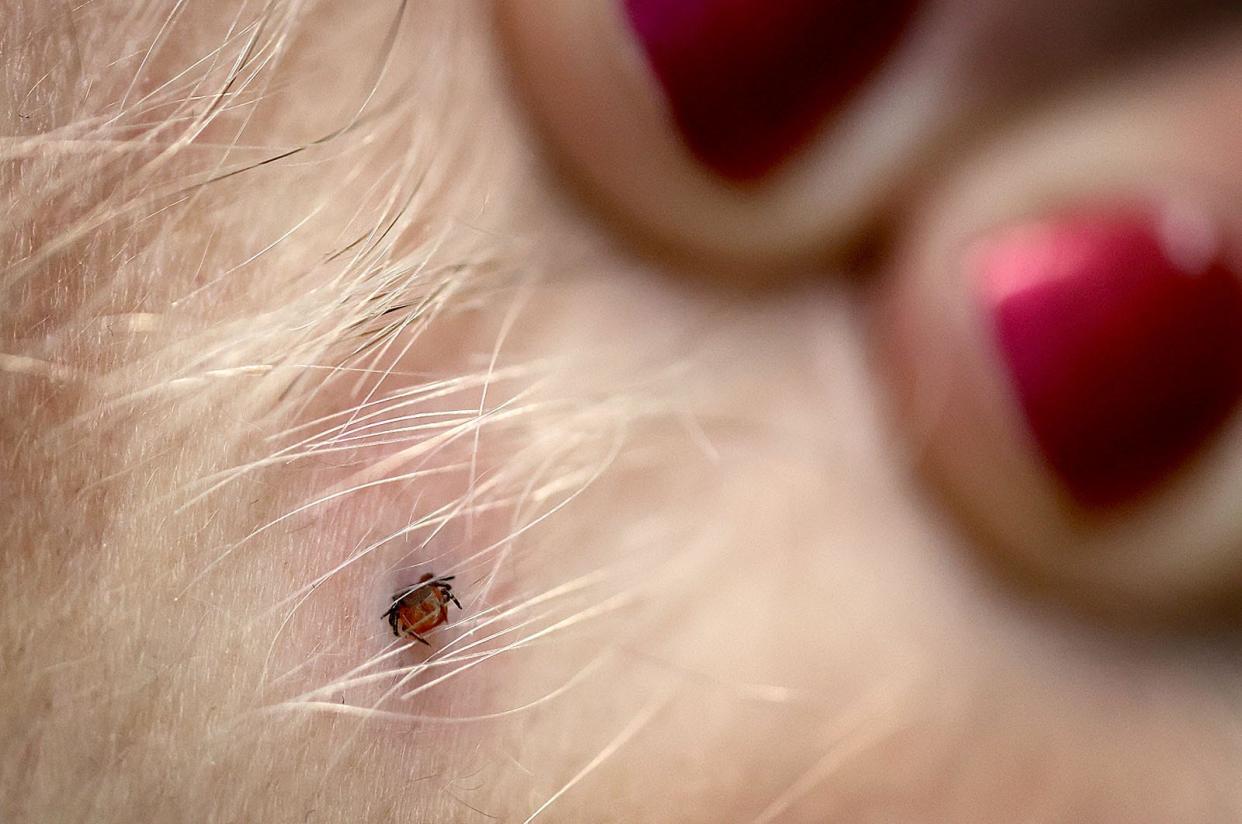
[449,595,462,609]
[409,632,432,647]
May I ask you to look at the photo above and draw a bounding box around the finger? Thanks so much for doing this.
[879,35,1242,620]
[497,0,1237,280]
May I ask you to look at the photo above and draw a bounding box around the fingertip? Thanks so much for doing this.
[496,0,944,280]
[879,43,1242,620]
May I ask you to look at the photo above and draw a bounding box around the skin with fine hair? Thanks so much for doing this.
[3,1,1242,822]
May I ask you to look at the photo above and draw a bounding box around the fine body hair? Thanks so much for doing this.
[3,2,1238,822]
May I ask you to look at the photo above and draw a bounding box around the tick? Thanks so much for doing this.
[383,573,461,646]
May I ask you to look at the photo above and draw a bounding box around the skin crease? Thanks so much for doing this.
[2,2,1242,824]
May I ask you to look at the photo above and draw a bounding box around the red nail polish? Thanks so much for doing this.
[976,207,1242,507]
[622,0,920,180]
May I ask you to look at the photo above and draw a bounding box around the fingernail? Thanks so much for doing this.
[622,0,920,180]
[975,205,1242,507]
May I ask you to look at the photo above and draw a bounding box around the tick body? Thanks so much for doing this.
[384,573,461,646]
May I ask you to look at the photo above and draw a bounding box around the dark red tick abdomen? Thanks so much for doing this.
[385,573,461,645]
[393,594,448,637]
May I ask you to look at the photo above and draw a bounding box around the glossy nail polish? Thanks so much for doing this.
[975,207,1242,507]
[622,0,921,180]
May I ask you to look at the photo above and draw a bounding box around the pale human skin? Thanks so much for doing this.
[4,1,1242,822]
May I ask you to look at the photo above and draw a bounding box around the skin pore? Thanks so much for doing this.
[4,1,1242,822]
